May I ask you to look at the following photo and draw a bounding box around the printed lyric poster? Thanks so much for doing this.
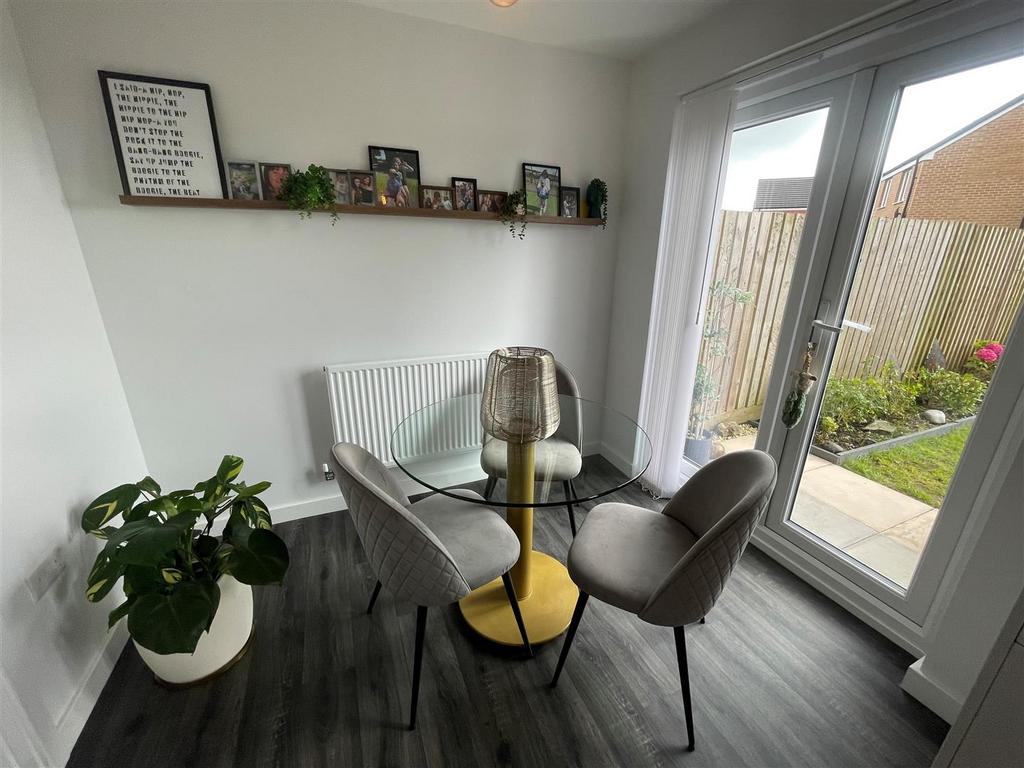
[99,71,226,198]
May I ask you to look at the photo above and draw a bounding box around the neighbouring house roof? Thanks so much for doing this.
[752,177,814,210]
[881,94,1024,179]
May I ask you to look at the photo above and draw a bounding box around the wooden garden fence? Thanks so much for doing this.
[700,211,1024,423]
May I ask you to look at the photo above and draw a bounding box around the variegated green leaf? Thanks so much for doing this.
[161,568,185,584]
[215,455,244,484]
[136,476,161,496]
[233,480,271,498]
[86,551,124,603]
[108,598,133,628]
[81,484,142,534]
[124,496,178,522]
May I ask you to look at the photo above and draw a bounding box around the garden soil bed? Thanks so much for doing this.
[810,415,976,466]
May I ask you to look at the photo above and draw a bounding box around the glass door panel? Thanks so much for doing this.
[684,107,830,467]
[760,36,1024,622]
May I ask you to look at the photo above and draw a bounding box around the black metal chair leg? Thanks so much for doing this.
[409,606,427,731]
[673,625,696,751]
[366,580,382,615]
[551,591,589,687]
[500,573,533,657]
[483,476,497,500]
[699,616,706,625]
[562,481,578,537]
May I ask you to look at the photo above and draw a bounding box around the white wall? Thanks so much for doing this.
[0,0,148,763]
[9,0,629,518]
[601,0,892,422]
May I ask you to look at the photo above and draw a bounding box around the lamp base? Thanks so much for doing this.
[459,551,578,646]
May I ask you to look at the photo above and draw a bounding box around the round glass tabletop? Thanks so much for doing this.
[390,393,652,508]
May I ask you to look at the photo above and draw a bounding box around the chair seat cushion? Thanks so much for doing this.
[481,436,582,482]
[568,503,697,615]
[411,491,520,589]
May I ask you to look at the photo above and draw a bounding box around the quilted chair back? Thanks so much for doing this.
[639,450,777,627]
[554,360,582,450]
[330,443,472,607]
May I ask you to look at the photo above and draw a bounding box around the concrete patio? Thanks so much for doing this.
[723,435,937,587]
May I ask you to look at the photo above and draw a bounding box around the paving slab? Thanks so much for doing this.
[844,534,921,588]
[796,464,931,531]
[880,509,938,553]
[791,494,878,549]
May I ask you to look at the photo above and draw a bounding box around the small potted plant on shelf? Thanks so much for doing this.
[82,455,289,686]
[586,178,608,228]
[500,190,528,239]
[279,164,338,223]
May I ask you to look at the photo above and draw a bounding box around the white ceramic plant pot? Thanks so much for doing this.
[134,575,254,687]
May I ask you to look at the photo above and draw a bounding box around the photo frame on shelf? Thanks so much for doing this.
[452,177,477,211]
[559,186,580,218]
[98,71,227,198]
[258,163,292,201]
[421,185,454,210]
[349,170,376,206]
[368,146,421,208]
[476,190,507,214]
[522,162,561,216]
[226,162,261,200]
[324,168,352,205]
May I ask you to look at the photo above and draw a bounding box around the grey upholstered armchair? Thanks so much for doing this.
[480,360,584,535]
[330,442,532,730]
[550,449,777,751]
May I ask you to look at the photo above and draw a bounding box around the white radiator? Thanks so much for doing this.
[324,352,489,467]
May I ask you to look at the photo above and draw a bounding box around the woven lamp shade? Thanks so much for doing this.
[481,347,560,444]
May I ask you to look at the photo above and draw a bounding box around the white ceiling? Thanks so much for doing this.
[349,0,730,61]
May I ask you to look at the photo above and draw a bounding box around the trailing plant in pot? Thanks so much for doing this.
[586,178,608,228]
[279,164,338,223]
[500,190,528,239]
[82,455,289,684]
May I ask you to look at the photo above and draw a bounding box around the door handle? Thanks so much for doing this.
[812,318,872,334]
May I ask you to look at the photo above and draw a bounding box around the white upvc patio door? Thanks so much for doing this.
[753,22,1024,635]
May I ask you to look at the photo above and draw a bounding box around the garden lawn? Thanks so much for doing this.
[844,425,970,508]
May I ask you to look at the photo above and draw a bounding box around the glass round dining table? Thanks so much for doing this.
[391,393,652,646]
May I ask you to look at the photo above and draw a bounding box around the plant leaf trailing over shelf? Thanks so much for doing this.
[81,455,289,655]
[280,164,338,224]
[500,190,528,239]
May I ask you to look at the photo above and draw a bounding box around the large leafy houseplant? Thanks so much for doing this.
[82,455,289,655]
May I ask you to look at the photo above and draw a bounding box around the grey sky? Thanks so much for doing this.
[722,55,1024,210]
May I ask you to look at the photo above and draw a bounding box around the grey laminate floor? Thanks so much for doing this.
[68,457,947,768]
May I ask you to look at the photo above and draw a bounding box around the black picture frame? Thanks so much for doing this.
[452,177,477,211]
[421,185,455,210]
[258,163,292,201]
[349,170,376,206]
[368,145,421,208]
[98,70,227,198]
[522,162,561,217]
[559,186,580,218]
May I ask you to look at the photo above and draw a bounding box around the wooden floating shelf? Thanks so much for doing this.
[118,195,601,226]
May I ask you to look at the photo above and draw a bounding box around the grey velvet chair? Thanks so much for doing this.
[550,449,777,751]
[481,360,584,535]
[330,442,532,730]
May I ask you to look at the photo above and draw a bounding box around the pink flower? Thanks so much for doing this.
[984,342,1004,358]
[975,347,998,363]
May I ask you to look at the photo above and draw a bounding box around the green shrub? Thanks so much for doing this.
[816,415,839,442]
[818,361,916,433]
[908,368,986,417]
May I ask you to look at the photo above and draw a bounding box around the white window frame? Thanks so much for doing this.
[896,169,913,202]
[879,176,892,207]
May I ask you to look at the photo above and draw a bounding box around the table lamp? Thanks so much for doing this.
[480,346,560,443]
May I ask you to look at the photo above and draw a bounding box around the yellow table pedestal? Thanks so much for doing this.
[459,551,578,645]
[459,440,579,646]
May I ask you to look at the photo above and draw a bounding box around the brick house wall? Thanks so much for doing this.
[871,103,1024,228]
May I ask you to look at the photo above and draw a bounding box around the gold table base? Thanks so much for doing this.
[458,551,578,645]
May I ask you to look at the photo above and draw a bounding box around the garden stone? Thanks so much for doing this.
[822,441,844,454]
[864,419,896,434]
[921,409,946,425]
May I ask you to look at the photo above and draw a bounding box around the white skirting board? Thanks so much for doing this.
[901,658,962,724]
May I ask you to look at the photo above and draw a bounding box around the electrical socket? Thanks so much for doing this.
[322,463,335,482]
[26,547,67,601]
